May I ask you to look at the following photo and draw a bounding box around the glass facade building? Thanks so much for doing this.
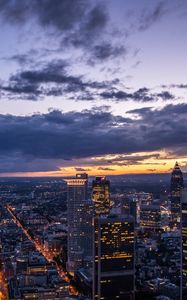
[93,215,135,300]
[182,189,187,299]
[92,176,110,216]
[65,173,92,273]
[170,162,183,228]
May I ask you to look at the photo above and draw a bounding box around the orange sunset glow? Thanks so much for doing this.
[1,151,186,177]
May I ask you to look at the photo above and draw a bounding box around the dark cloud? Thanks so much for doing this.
[2,83,40,99]
[100,87,175,102]
[129,103,187,116]
[138,2,167,31]
[146,168,157,172]
[1,53,35,66]
[156,91,175,100]
[0,60,175,102]
[97,167,116,171]
[173,84,187,89]
[0,0,29,23]
[132,88,153,102]
[91,43,126,61]
[0,104,187,172]
[0,60,114,100]
[103,153,165,166]
[83,4,108,33]
[127,107,152,115]
[100,90,129,101]
[74,167,91,172]
[0,0,124,62]
[0,0,95,30]
[66,3,108,47]
[35,0,89,31]
[162,84,187,89]
[0,155,63,173]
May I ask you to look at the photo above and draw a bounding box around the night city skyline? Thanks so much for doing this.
[0,0,187,300]
[1,2,187,299]
[0,0,187,176]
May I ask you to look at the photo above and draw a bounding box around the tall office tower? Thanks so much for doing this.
[140,203,161,230]
[93,215,135,300]
[160,187,169,208]
[129,199,137,226]
[170,162,183,228]
[65,173,92,273]
[121,196,130,215]
[81,199,93,269]
[92,176,110,216]
[182,189,187,299]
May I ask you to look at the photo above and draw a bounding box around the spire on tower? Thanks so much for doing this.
[174,161,180,170]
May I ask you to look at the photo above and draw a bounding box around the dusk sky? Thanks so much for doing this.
[0,0,187,176]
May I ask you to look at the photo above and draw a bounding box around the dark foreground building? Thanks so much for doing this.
[93,215,135,300]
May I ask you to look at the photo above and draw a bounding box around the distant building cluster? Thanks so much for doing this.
[0,162,186,299]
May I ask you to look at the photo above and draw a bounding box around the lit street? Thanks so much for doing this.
[6,205,70,283]
[0,271,8,300]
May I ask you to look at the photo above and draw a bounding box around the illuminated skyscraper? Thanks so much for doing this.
[182,189,187,299]
[65,173,92,273]
[170,162,183,228]
[93,215,135,300]
[140,204,161,230]
[92,176,110,216]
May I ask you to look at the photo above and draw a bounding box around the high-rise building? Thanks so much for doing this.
[182,189,187,299]
[81,199,93,269]
[140,204,161,230]
[65,173,92,273]
[93,215,135,300]
[160,187,169,208]
[92,176,110,216]
[129,199,137,226]
[170,162,183,228]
